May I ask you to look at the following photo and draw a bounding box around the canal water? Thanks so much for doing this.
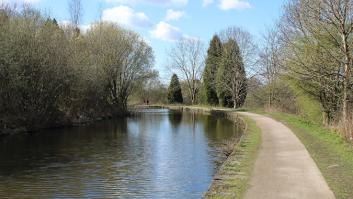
[0,109,242,198]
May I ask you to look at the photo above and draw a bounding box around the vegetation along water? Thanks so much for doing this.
[1,0,353,198]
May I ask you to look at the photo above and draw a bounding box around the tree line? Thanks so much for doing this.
[249,0,353,140]
[2,0,352,140]
[167,30,248,109]
[0,5,155,131]
[166,0,353,141]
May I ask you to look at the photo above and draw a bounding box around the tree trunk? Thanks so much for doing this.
[342,62,351,137]
[342,65,348,122]
[322,112,328,127]
[268,84,272,109]
[191,90,195,105]
[341,33,352,138]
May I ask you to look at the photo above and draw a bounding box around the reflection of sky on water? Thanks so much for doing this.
[0,109,242,198]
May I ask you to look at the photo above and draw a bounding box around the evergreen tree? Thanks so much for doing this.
[52,18,58,26]
[217,39,247,108]
[202,35,223,105]
[168,74,183,104]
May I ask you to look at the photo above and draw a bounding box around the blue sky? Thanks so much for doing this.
[3,0,285,80]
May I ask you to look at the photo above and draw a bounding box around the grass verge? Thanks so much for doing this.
[260,111,353,199]
[203,116,261,199]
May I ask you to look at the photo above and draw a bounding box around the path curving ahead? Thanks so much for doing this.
[239,112,335,199]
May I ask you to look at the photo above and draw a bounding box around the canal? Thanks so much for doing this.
[0,109,242,198]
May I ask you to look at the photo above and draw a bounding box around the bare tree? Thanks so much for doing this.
[281,0,353,136]
[219,26,258,77]
[68,0,82,31]
[167,38,205,105]
[259,27,282,109]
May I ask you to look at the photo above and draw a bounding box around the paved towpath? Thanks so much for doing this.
[239,112,335,199]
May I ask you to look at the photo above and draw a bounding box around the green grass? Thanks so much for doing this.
[259,111,353,199]
[204,116,261,199]
[162,105,353,198]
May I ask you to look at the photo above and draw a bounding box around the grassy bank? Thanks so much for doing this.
[257,111,353,199]
[163,105,353,198]
[203,115,261,199]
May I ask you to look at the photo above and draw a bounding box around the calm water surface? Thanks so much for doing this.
[0,109,242,198]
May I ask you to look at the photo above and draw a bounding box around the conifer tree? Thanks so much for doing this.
[52,18,58,26]
[217,39,247,108]
[168,74,183,104]
[202,35,223,105]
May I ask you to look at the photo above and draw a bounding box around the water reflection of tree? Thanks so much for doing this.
[112,118,128,135]
[201,114,243,141]
[202,115,218,139]
[168,111,183,128]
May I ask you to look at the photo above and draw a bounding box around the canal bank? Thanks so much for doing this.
[161,106,335,199]
[159,105,262,199]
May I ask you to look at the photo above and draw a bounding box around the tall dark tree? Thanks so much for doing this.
[168,74,183,104]
[52,18,58,26]
[202,35,223,105]
[217,39,247,108]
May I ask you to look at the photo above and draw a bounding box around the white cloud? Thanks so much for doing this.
[150,21,183,42]
[58,20,72,27]
[165,9,185,21]
[105,0,188,6]
[102,6,152,28]
[219,0,251,10]
[80,24,92,33]
[202,0,213,7]
[58,20,92,33]
[150,21,197,42]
